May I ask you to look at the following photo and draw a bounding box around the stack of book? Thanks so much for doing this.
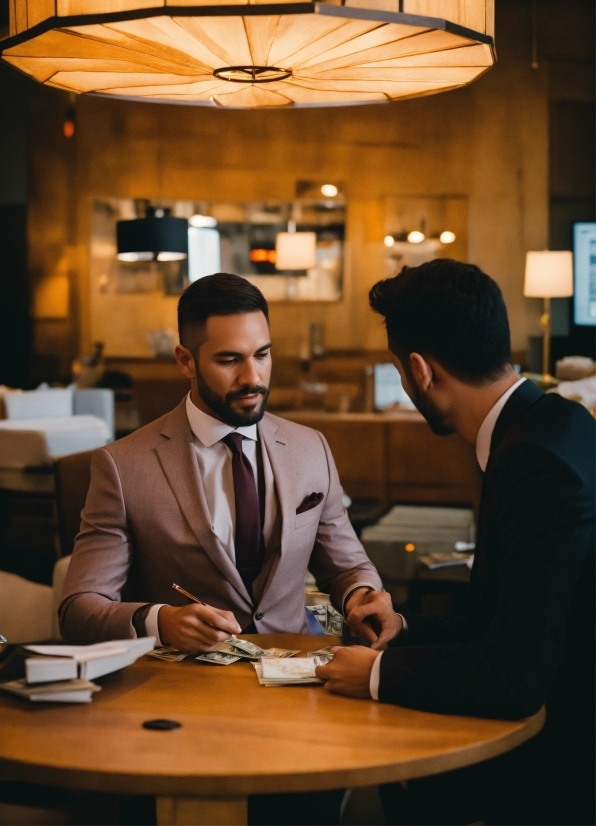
[0,637,155,703]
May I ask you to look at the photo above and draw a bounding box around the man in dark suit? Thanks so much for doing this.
[317,259,595,825]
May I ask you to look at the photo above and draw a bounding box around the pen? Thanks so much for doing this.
[172,583,206,605]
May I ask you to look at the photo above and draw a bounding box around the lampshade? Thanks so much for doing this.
[275,232,317,270]
[117,212,188,261]
[524,251,574,298]
[0,1,495,109]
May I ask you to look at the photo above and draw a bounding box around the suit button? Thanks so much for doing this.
[255,612,264,621]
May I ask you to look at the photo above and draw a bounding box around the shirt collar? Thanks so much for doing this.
[475,377,526,471]
[185,392,258,448]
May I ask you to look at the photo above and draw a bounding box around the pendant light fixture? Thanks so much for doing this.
[1,1,495,109]
[117,207,188,262]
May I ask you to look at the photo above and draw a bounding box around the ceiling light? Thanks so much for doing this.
[189,214,218,228]
[407,231,425,244]
[1,2,495,109]
[384,236,395,247]
[440,231,456,244]
[321,185,338,198]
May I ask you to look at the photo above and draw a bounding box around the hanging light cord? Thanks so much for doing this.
[531,0,539,69]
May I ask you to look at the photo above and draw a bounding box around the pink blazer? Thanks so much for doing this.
[59,400,382,643]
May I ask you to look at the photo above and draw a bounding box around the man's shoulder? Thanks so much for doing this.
[103,401,187,460]
[261,412,327,446]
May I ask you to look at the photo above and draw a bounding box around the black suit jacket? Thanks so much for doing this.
[379,381,595,725]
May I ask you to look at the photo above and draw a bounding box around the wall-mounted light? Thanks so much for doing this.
[407,231,426,244]
[321,184,338,198]
[440,231,456,244]
[384,236,395,248]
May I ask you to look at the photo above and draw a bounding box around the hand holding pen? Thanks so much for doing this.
[157,583,242,653]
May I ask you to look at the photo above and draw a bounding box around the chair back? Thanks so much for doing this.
[54,450,94,557]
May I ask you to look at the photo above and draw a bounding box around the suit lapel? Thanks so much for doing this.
[155,402,252,607]
[258,413,292,560]
[489,381,543,460]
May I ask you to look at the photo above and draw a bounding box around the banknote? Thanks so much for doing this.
[325,604,344,635]
[148,646,189,662]
[252,658,323,686]
[225,635,268,657]
[217,642,299,660]
[195,651,241,666]
[307,646,334,665]
[306,604,327,631]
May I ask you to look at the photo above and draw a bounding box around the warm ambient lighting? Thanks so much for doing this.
[250,249,277,264]
[275,232,317,271]
[384,236,395,247]
[116,251,153,263]
[524,250,573,383]
[321,184,338,198]
[440,230,456,244]
[1,1,495,109]
[407,230,425,244]
[404,543,416,553]
[189,214,218,228]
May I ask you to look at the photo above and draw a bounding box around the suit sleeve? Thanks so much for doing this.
[378,444,594,719]
[307,431,383,611]
[59,447,147,643]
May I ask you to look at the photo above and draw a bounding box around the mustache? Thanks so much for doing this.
[225,385,268,402]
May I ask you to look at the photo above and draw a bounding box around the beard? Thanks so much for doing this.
[196,368,269,427]
[408,382,454,436]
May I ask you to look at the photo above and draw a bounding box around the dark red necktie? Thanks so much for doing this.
[222,432,262,593]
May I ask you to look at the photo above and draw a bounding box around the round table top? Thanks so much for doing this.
[0,634,545,797]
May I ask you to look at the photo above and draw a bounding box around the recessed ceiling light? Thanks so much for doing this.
[440,230,456,244]
[189,215,218,228]
[320,184,338,198]
[407,231,425,244]
[384,235,395,247]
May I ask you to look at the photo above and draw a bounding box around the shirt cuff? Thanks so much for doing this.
[341,583,380,616]
[369,651,383,701]
[129,604,164,647]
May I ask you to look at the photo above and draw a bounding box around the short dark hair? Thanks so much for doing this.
[178,273,269,350]
[369,259,512,384]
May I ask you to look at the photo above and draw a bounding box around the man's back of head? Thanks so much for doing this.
[369,259,512,386]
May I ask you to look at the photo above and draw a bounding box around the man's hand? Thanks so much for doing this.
[345,589,402,649]
[315,646,378,698]
[158,604,242,652]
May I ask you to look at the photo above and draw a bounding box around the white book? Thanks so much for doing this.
[25,657,78,685]
[24,637,155,683]
[0,678,100,703]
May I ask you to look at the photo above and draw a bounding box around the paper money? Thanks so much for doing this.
[252,658,323,686]
[195,651,242,666]
[148,647,189,662]
[225,636,268,657]
[306,604,327,631]
[216,642,299,660]
[307,646,334,665]
[325,604,344,635]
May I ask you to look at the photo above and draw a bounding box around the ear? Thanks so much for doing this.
[175,344,196,381]
[409,352,433,391]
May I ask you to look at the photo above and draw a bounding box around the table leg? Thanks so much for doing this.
[156,795,247,825]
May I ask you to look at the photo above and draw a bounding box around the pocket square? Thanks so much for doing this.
[296,492,324,514]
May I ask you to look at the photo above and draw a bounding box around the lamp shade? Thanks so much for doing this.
[1,1,495,109]
[275,232,317,270]
[117,213,188,261]
[524,251,573,298]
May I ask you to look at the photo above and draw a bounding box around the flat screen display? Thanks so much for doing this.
[373,363,416,410]
[573,222,596,326]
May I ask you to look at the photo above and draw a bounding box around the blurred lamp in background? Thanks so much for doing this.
[524,250,573,383]
[275,232,317,272]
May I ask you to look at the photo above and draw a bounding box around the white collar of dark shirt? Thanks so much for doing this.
[475,377,526,472]
[185,392,258,447]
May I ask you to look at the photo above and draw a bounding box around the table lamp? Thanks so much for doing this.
[524,250,573,383]
[275,232,317,272]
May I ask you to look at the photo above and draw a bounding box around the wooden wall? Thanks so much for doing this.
[26,0,549,374]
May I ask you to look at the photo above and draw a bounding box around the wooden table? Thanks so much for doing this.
[0,634,544,825]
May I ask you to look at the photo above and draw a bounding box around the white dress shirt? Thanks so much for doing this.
[368,377,527,700]
[133,393,277,645]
